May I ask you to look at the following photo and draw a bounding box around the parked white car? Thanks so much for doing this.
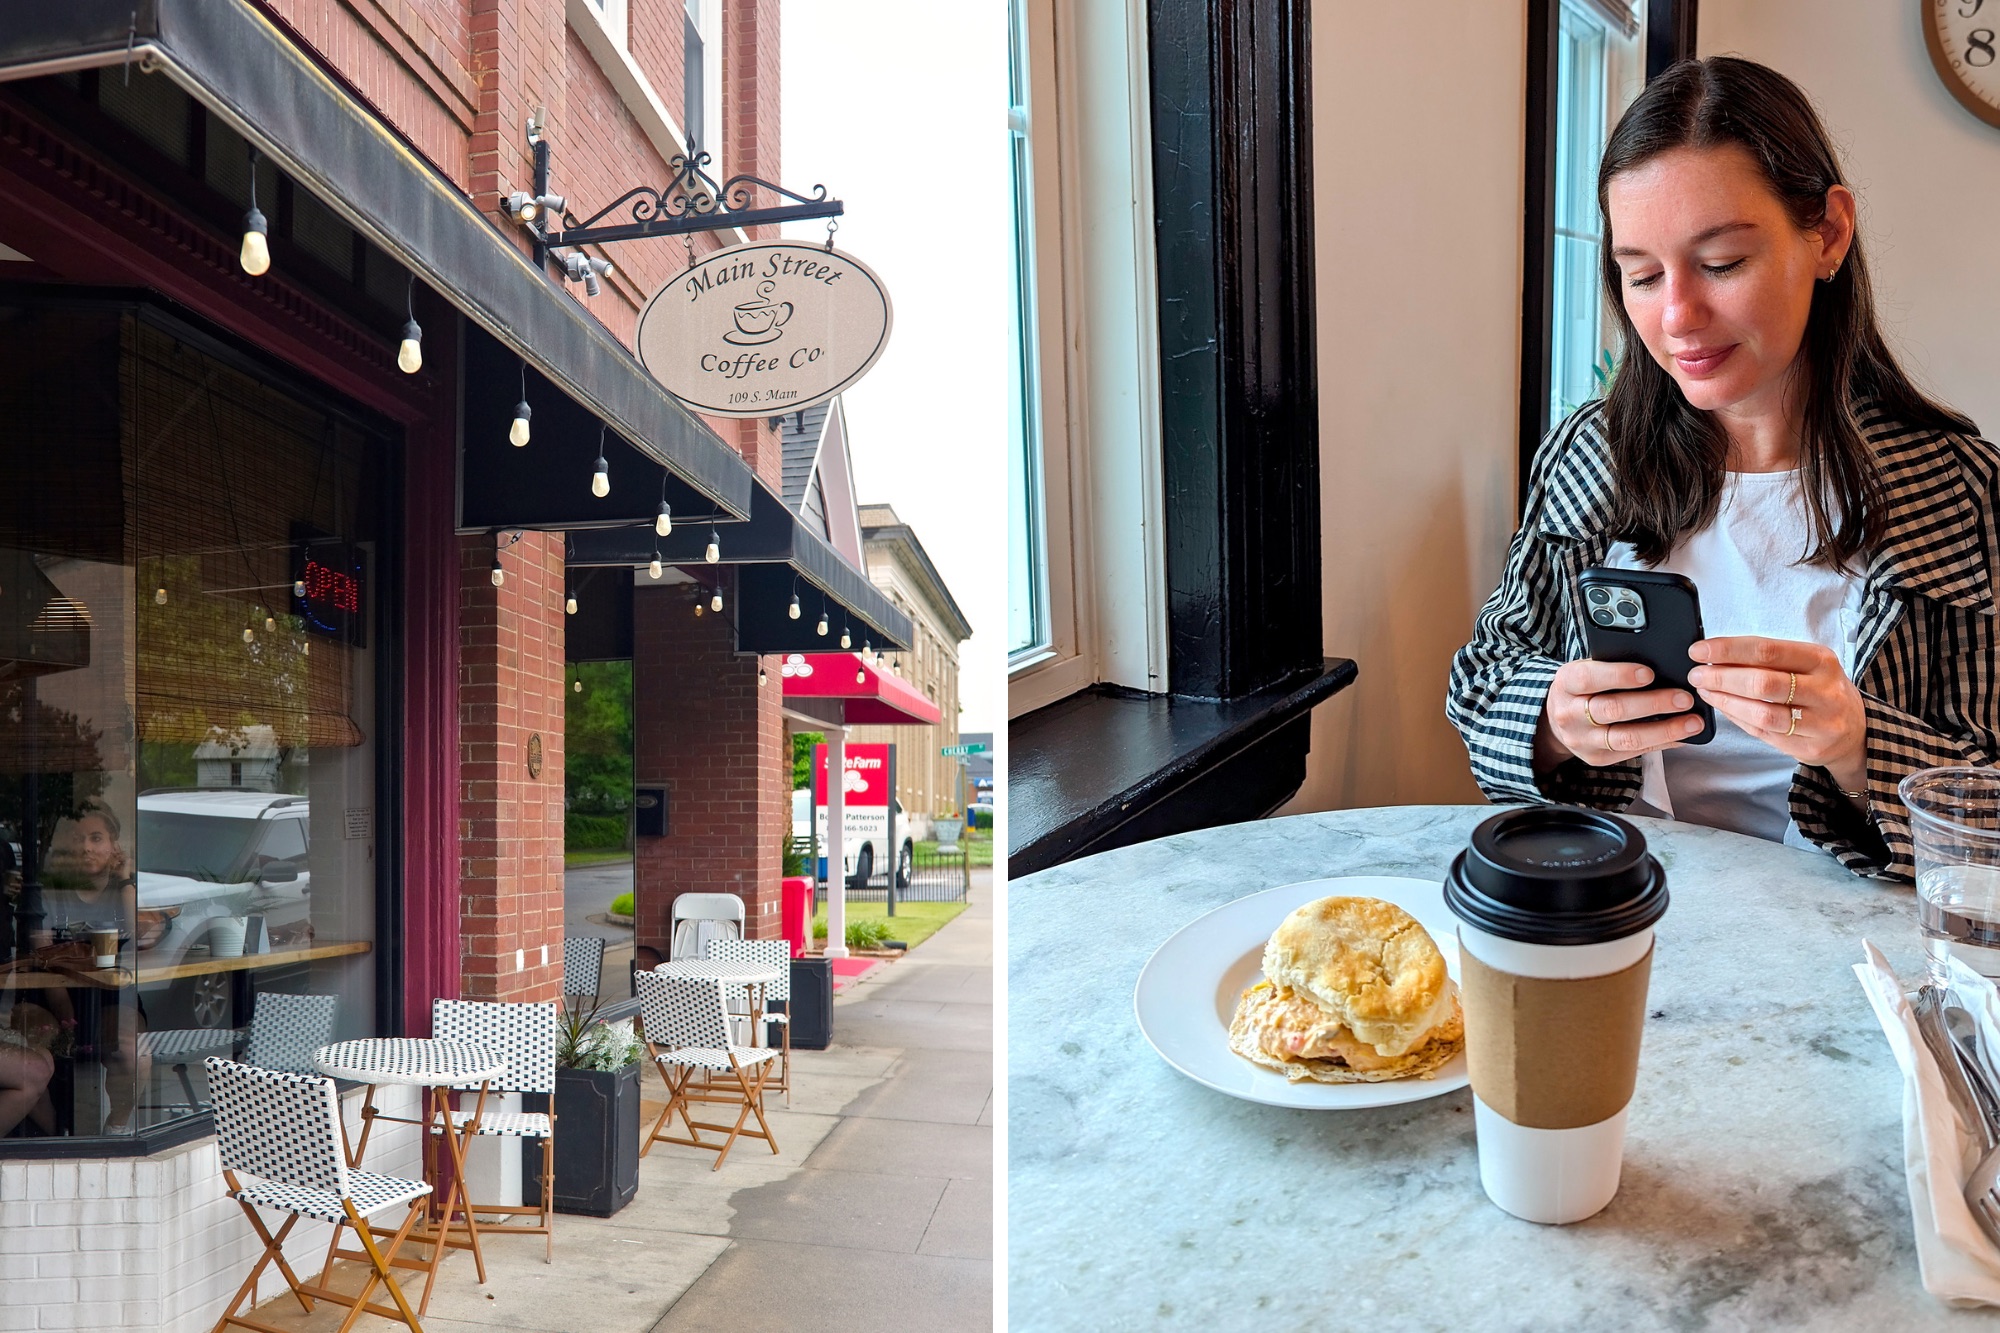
[132,790,313,1028]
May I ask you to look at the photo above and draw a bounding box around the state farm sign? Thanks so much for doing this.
[636,241,894,418]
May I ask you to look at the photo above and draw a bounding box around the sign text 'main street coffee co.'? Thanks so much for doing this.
[636,240,894,418]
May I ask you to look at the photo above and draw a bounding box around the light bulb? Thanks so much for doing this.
[573,679,582,693]
[710,590,724,612]
[243,626,255,644]
[490,559,504,588]
[840,628,852,650]
[789,594,800,620]
[292,578,306,599]
[656,501,672,536]
[397,320,423,374]
[648,557,663,579]
[863,641,873,662]
[239,208,270,276]
[154,586,168,605]
[592,455,609,498]
[694,602,704,617]
[566,594,578,615]
[758,666,767,687]
[705,532,720,563]
[816,613,828,637]
[510,402,531,447]
[856,667,866,684]
[265,616,277,632]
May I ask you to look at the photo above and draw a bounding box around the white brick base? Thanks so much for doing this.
[0,1085,425,1332]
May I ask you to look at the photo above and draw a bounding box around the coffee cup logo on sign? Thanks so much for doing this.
[636,241,894,418]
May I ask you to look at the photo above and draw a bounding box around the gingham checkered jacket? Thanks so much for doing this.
[1446,398,2000,881]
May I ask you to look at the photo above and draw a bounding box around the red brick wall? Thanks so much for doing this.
[631,585,784,948]
[457,531,567,1001]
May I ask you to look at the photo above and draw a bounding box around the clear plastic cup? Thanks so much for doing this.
[1901,767,2000,986]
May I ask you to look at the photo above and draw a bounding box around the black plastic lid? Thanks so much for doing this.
[1443,806,1668,945]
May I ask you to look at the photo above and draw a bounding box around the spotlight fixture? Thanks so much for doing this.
[511,362,532,446]
[504,191,540,224]
[292,578,306,599]
[538,192,568,218]
[396,275,422,374]
[154,586,168,605]
[710,588,724,613]
[562,251,614,297]
[490,557,505,588]
[591,435,610,498]
[240,149,270,276]
[705,528,720,564]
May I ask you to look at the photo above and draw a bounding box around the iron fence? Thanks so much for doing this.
[800,837,969,904]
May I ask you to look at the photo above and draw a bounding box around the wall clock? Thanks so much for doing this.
[1925,0,2000,128]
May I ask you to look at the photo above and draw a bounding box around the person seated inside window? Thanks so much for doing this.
[1446,57,1998,881]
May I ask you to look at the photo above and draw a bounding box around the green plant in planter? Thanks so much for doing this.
[557,996,641,1071]
[847,918,892,950]
[782,829,807,879]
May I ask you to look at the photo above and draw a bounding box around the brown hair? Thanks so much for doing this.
[1596,56,1973,568]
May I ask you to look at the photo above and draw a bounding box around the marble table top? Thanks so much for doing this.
[1008,805,1992,1331]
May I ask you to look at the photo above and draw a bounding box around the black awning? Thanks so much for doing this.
[0,0,752,520]
[565,484,914,653]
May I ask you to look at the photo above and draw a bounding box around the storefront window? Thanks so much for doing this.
[0,297,391,1148]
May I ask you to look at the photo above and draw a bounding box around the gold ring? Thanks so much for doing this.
[1785,706,1801,737]
[1786,671,1797,705]
[1584,696,1602,728]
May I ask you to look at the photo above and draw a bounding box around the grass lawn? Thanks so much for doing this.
[564,849,632,868]
[813,897,968,952]
[915,828,993,868]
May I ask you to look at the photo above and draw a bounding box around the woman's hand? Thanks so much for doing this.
[1536,658,1705,770]
[1688,636,1868,793]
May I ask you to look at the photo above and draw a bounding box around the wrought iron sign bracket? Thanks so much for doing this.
[521,121,843,277]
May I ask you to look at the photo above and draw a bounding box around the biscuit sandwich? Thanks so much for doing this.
[1228,895,1464,1083]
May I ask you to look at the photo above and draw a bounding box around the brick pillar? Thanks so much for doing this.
[457,531,567,1001]
[632,583,785,952]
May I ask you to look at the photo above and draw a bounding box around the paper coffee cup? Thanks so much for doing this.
[90,928,119,968]
[1444,806,1668,1225]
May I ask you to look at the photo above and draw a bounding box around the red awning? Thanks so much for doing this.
[778,653,941,726]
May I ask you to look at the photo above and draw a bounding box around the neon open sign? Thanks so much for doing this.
[302,558,360,614]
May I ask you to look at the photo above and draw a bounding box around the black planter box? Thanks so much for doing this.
[548,1062,640,1216]
[789,957,834,1050]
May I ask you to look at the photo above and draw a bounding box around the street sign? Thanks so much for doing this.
[940,743,988,757]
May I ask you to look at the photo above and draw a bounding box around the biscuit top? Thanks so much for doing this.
[1261,896,1454,1057]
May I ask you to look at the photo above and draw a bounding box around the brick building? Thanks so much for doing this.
[0,3,908,1327]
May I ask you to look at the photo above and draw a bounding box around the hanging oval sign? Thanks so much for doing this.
[636,240,894,418]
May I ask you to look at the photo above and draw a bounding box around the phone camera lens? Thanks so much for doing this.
[1591,607,1614,626]
[1616,601,1640,620]
[1587,588,1610,605]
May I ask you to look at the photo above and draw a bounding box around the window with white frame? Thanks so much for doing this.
[1549,0,1644,424]
[593,0,629,49]
[684,0,725,169]
[1006,0,1168,717]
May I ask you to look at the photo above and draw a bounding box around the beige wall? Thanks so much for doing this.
[1281,0,1529,814]
[1699,2,2000,436]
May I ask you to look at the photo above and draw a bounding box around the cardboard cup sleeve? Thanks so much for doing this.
[1460,945,1653,1130]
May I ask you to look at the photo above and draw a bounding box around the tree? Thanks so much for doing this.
[791,731,823,791]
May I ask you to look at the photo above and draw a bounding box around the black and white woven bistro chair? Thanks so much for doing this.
[202,1057,429,1333]
[431,999,560,1260]
[142,991,339,1112]
[634,970,780,1170]
[705,937,793,1105]
[563,936,607,1005]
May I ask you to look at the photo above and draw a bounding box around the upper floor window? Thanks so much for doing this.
[684,0,725,168]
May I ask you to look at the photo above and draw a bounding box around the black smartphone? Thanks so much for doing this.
[1576,567,1715,745]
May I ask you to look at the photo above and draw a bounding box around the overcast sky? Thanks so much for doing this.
[782,0,1007,737]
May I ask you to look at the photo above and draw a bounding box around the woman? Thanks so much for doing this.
[1447,57,1996,881]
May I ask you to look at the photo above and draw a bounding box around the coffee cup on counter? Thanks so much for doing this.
[1444,805,1669,1225]
[89,928,119,969]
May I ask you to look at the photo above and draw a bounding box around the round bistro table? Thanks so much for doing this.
[313,1038,507,1315]
[1008,805,1993,1331]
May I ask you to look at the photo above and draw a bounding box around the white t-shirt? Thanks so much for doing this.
[1604,470,1864,845]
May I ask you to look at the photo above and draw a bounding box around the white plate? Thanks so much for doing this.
[1133,876,1469,1109]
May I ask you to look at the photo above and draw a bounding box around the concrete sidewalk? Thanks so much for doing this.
[248,876,991,1332]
